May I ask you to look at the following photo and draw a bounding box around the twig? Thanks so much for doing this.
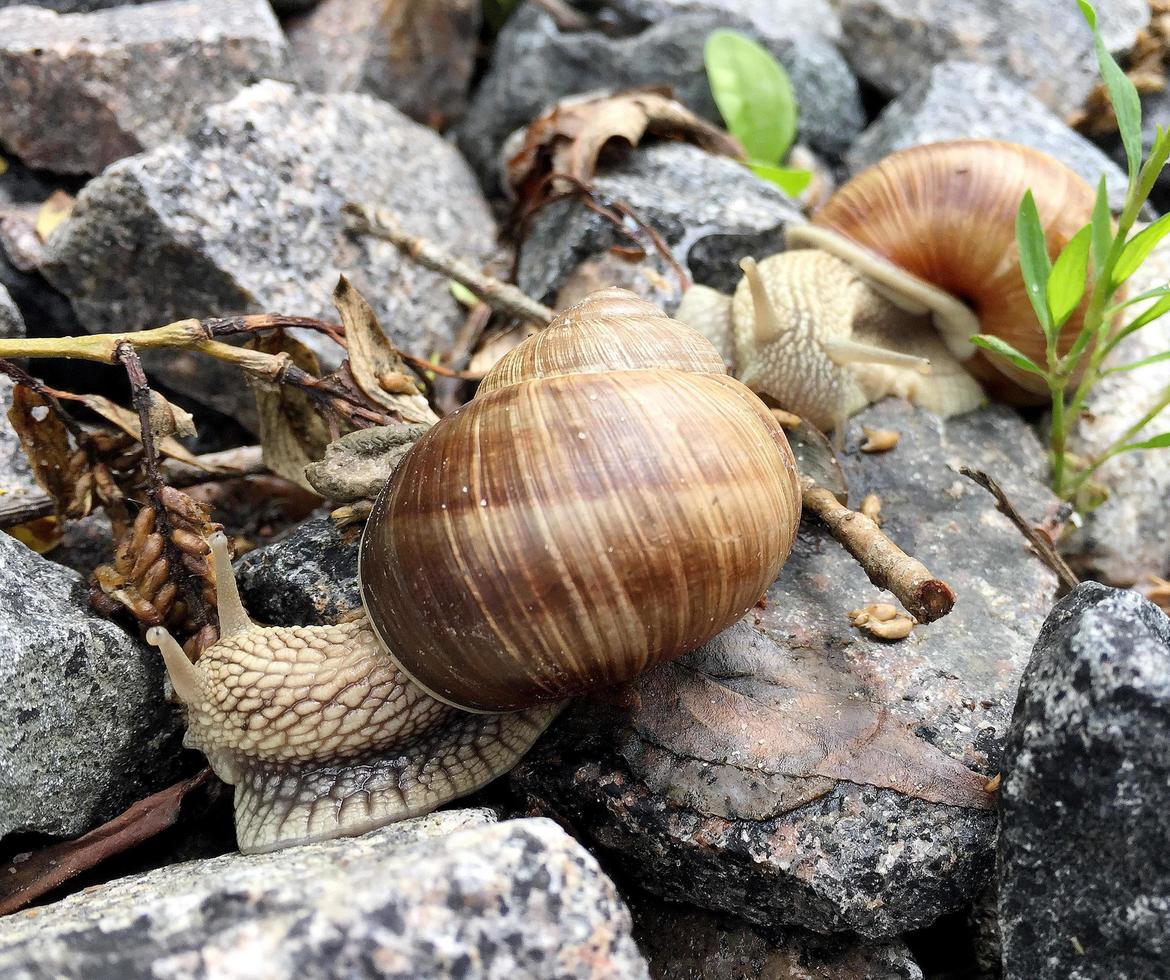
[959,466,1080,596]
[341,203,555,326]
[801,478,956,623]
[117,343,210,630]
[434,301,493,415]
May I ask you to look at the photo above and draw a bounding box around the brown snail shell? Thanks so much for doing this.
[359,288,802,713]
[809,140,1100,399]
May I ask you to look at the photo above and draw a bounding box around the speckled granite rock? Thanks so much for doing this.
[847,61,1130,211]
[510,399,1060,938]
[458,0,862,191]
[0,530,183,840]
[287,0,478,127]
[518,142,803,310]
[0,0,288,175]
[0,283,22,339]
[628,895,923,979]
[836,0,1147,117]
[40,80,497,420]
[1065,236,1170,585]
[0,813,650,980]
[998,583,1170,980]
[0,0,153,8]
[0,373,41,526]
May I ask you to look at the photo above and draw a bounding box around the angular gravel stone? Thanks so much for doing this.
[0,0,288,175]
[458,0,863,191]
[836,0,1147,117]
[998,583,1170,980]
[40,80,497,420]
[0,1,154,8]
[0,530,183,840]
[0,282,23,339]
[511,399,1061,937]
[518,142,803,310]
[847,61,1131,211]
[0,814,650,980]
[287,0,479,127]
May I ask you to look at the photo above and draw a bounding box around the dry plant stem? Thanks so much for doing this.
[341,203,555,326]
[959,466,1080,596]
[801,478,956,622]
[0,445,265,529]
[117,343,210,630]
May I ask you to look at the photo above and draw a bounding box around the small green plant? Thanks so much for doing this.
[972,0,1170,506]
[703,29,812,196]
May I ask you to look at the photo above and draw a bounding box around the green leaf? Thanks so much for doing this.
[1107,350,1170,374]
[449,279,480,308]
[1047,225,1092,327]
[1120,432,1170,452]
[1113,213,1170,287]
[1105,284,1170,314]
[1122,292,1170,334]
[1090,176,1112,277]
[704,29,798,163]
[1016,191,1054,335]
[969,334,1046,376]
[746,160,812,195]
[1079,0,1143,182]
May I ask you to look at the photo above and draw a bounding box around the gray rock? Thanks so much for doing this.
[0,528,184,839]
[510,399,1061,938]
[0,282,23,338]
[287,0,479,127]
[518,141,804,309]
[836,0,1148,118]
[847,61,1131,211]
[0,373,40,523]
[628,894,923,978]
[998,582,1170,980]
[0,0,288,175]
[457,1,863,191]
[0,0,152,8]
[0,813,651,980]
[40,80,497,420]
[1065,236,1170,585]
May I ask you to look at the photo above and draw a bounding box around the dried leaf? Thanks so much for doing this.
[506,88,743,210]
[332,277,437,425]
[0,770,212,916]
[304,423,430,501]
[7,385,90,518]
[622,621,993,820]
[781,416,847,503]
[34,189,74,242]
[63,392,210,470]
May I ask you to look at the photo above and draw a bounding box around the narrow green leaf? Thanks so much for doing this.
[969,334,1046,376]
[1113,213,1170,287]
[746,160,812,196]
[449,279,479,308]
[1090,176,1112,277]
[1047,225,1092,327]
[1079,0,1143,182]
[1120,432,1170,452]
[1107,350,1170,374]
[1104,284,1170,315]
[1016,191,1054,335]
[1122,292,1170,334]
[704,30,797,163]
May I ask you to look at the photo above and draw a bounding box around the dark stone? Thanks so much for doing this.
[998,582,1170,980]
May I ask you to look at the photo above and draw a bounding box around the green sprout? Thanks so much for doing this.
[973,0,1170,506]
[703,29,812,197]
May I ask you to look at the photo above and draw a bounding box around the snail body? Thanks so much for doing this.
[676,140,1102,429]
[149,289,802,852]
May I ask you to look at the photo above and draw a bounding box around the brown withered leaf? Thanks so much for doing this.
[248,331,333,494]
[620,621,994,820]
[7,385,91,518]
[34,188,74,242]
[0,770,212,916]
[507,88,743,207]
[332,276,438,425]
[60,392,212,470]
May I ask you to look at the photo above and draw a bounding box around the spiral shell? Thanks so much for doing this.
[359,288,802,712]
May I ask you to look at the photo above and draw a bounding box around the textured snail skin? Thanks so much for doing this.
[148,288,801,851]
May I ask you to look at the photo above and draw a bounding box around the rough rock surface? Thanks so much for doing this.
[0,530,184,839]
[1065,236,1170,585]
[998,583,1170,980]
[458,1,863,191]
[0,282,23,338]
[0,0,288,175]
[0,373,41,525]
[0,813,650,980]
[510,399,1061,937]
[287,0,479,127]
[40,80,497,418]
[836,0,1147,117]
[518,142,803,310]
[628,895,923,979]
[847,61,1131,211]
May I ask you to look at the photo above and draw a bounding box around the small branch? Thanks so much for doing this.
[959,467,1080,596]
[801,478,955,623]
[341,203,555,326]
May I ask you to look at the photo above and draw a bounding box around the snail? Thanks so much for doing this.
[675,140,1100,431]
[148,288,802,853]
